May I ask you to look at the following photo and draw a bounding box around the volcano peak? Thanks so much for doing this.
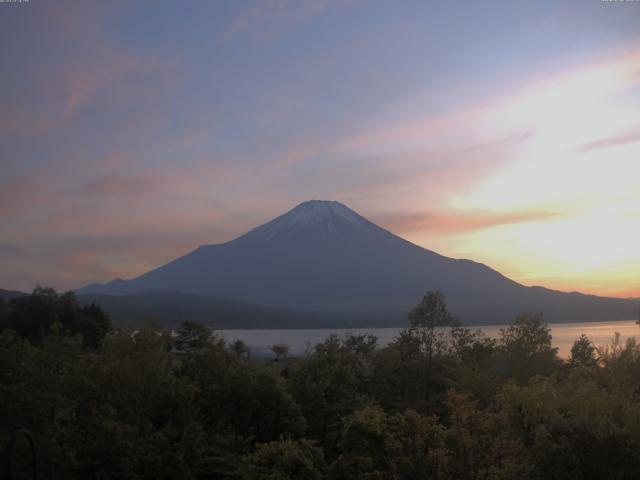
[75,200,638,326]
[243,199,380,242]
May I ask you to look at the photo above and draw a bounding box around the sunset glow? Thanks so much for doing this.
[0,0,638,297]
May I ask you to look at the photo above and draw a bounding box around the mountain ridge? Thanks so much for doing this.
[76,200,638,325]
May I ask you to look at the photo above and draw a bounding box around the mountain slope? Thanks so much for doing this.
[77,200,638,325]
[76,291,353,329]
[0,288,28,301]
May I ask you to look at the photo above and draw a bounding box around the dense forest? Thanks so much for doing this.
[2,288,640,479]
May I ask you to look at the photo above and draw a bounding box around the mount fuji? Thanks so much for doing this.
[77,200,637,326]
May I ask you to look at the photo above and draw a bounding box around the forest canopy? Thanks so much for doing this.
[2,288,640,479]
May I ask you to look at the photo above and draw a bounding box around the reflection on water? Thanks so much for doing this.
[220,320,639,358]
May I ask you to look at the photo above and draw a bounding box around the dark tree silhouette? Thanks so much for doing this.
[4,287,111,348]
[230,338,250,358]
[569,334,596,367]
[271,343,290,361]
[174,320,222,353]
[408,291,457,404]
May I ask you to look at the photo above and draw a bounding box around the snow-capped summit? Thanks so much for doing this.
[244,200,382,242]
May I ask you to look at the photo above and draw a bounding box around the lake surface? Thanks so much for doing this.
[220,320,640,359]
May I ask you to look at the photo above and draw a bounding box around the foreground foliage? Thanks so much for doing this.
[1,289,640,479]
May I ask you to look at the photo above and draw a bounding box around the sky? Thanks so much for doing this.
[0,0,639,297]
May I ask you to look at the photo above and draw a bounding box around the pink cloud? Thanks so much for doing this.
[0,53,178,139]
[326,133,530,204]
[577,129,640,152]
[78,173,172,197]
[262,143,326,171]
[62,55,142,117]
[0,174,232,290]
[0,177,55,221]
[0,2,183,139]
[221,0,341,42]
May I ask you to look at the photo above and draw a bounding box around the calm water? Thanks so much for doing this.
[220,320,639,359]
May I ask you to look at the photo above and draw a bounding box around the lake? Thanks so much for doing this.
[220,320,640,359]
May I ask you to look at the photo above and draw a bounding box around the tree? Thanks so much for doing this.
[0,297,8,331]
[499,313,558,383]
[495,371,640,479]
[288,335,362,447]
[447,327,499,404]
[329,405,396,479]
[386,409,449,479]
[231,339,250,358]
[173,320,222,353]
[407,291,457,404]
[243,439,325,480]
[76,302,112,349]
[4,287,111,348]
[341,333,378,356]
[271,343,290,361]
[373,329,424,411]
[443,389,530,480]
[6,286,61,344]
[569,334,596,367]
[211,362,306,442]
[340,333,378,394]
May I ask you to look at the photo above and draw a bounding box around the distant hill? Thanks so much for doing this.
[76,291,396,329]
[0,288,28,301]
[76,200,638,326]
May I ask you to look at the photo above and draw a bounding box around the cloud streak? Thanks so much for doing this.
[373,209,559,236]
[577,129,640,152]
[2,3,640,298]
[221,0,340,42]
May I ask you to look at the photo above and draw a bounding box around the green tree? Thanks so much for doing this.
[444,389,531,480]
[372,329,424,411]
[407,291,457,405]
[496,370,640,479]
[231,338,250,358]
[4,287,111,348]
[329,405,395,479]
[499,313,557,383]
[569,334,596,367]
[595,334,640,395]
[76,301,112,349]
[214,362,305,442]
[447,327,500,404]
[5,286,62,345]
[388,409,448,480]
[0,297,8,331]
[271,343,290,361]
[174,320,223,353]
[288,335,363,447]
[341,333,378,356]
[178,339,304,443]
[243,439,325,480]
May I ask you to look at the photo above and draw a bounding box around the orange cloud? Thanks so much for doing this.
[373,209,558,236]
